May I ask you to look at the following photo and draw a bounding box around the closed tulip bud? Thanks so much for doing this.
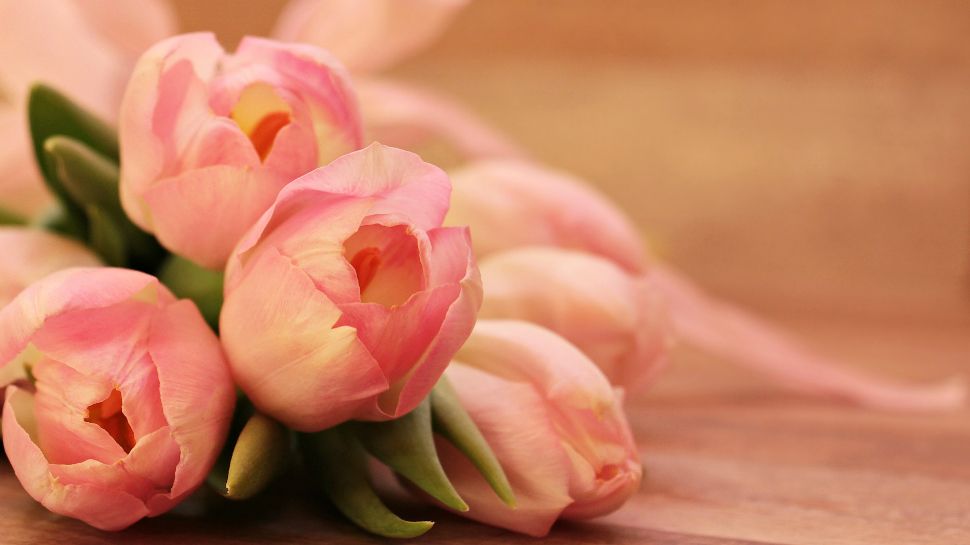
[446,159,648,272]
[221,143,481,432]
[0,268,235,530]
[119,33,362,269]
[479,247,671,390]
[437,320,641,537]
[0,227,101,309]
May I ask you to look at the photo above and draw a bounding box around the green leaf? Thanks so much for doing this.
[221,412,289,500]
[353,399,468,512]
[430,377,516,507]
[300,427,434,539]
[43,136,165,271]
[0,206,26,226]
[28,84,118,235]
[158,255,224,330]
[85,205,126,266]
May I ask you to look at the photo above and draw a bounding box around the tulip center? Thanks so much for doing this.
[344,224,425,307]
[231,82,292,162]
[349,247,382,293]
[85,388,136,453]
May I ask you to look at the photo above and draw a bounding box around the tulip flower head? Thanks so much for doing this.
[0,268,235,530]
[438,320,642,537]
[479,246,671,389]
[119,32,363,268]
[221,143,481,432]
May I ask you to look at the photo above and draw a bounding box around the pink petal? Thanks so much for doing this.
[148,299,235,502]
[439,364,573,537]
[653,263,967,411]
[3,386,150,531]
[478,247,671,390]
[143,165,285,269]
[272,0,469,73]
[221,248,387,431]
[119,33,225,230]
[0,268,170,383]
[447,159,648,272]
[358,78,525,163]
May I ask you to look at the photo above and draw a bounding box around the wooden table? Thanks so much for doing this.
[3,313,967,545]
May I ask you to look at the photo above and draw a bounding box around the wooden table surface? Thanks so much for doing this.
[3,312,967,545]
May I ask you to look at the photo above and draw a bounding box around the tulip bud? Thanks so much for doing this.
[0,227,101,310]
[119,33,363,269]
[479,247,671,389]
[0,268,236,530]
[434,321,642,537]
[446,159,648,272]
[221,143,481,432]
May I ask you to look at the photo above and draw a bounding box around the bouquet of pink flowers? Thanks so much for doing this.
[0,0,962,538]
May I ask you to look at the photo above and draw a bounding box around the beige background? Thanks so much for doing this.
[173,0,970,325]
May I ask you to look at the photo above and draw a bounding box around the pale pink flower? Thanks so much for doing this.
[119,32,363,269]
[439,320,641,537]
[221,143,481,431]
[0,268,235,530]
[0,0,176,217]
[0,227,101,309]
[479,247,671,390]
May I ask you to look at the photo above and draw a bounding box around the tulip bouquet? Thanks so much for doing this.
[0,0,964,539]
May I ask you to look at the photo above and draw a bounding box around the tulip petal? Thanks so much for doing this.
[272,0,468,73]
[438,364,572,537]
[148,299,236,503]
[0,268,168,379]
[479,247,671,389]
[221,248,387,431]
[3,386,150,531]
[143,165,282,269]
[654,264,967,411]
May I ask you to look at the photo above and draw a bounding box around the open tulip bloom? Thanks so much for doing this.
[0,1,965,539]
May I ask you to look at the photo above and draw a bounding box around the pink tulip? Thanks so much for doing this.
[0,0,176,217]
[273,0,469,74]
[438,320,641,537]
[119,33,363,269]
[479,247,671,390]
[0,228,101,309]
[449,158,965,411]
[0,267,235,531]
[446,159,647,272]
[221,143,481,432]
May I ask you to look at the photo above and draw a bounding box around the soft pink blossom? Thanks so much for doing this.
[438,320,641,537]
[273,0,469,74]
[221,143,481,432]
[0,0,176,217]
[479,247,670,390]
[446,159,647,271]
[0,228,101,309]
[0,268,235,531]
[119,32,363,269]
